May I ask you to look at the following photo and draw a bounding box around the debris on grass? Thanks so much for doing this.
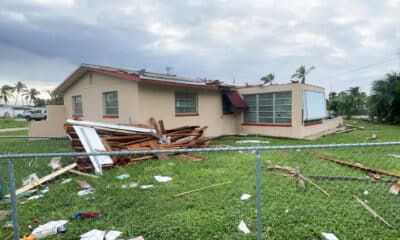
[115,174,130,180]
[353,195,392,228]
[154,175,173,183]
[31,220,68,238]
[22,173,39,186]
[240,194,251,201]
[173,181,231,198]
[238,220,250,234]
[27,194,44,201]
[4,220,13,228]
[48,157,62,171]
[121,184,128,189]
[308,151,400,178]
[61,178,72,184]
[72,211,104,220]
[66,118,212,173]
[80,229,106,240]
[267,165,330,197]
[105,230,123,240]
[363,190,369,195]
[367,133,377,140]
[76,180,94,191]
[388,154,400,158]
[321,232,339,240]
[389,181,400,195]
[140,185,154,190]
[304,175,393,183]
[69,169,100,179]
[0,210,10,221]
[129,236,145,240]
[130,181,139,188]
[78,189,94,196]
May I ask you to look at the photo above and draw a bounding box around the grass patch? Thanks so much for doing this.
[0,119,29,129]
[1,120,400,239]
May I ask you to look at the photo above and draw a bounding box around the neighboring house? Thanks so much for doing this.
[31,64,342,139]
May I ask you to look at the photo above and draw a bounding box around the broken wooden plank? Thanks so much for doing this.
[69,169,100,179]
[308,151,400,178]
[353,195,392,228]
[67,119,157,135]
[158,120,165,134]
[304,175,394,183]
[175,154,206,162]
[149,141,169,161]
[5,163,77,197]
[173,181,231,198]
[150,117,162,136]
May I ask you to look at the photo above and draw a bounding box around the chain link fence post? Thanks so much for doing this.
[0,159,4,199]
[256,148,262,240]
[8,158,20,240]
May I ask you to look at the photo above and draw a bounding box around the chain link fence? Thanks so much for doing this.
[1,138,400,239]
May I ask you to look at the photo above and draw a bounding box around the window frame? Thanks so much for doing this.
[102,91,119,118]
[72,95,83,116]
[175,92,198,116]
[243,91,292,126]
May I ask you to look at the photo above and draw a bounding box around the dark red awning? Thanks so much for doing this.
[225,91,248,110]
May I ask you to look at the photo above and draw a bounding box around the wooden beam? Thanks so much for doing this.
[308,151,400,178]
[173,181,231,198]
[68,169,100,179]
[149,117,162,137]
[5,163,77,197]
[158,120,165,134]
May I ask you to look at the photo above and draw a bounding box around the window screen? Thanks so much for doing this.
[103,91,119,115]
[72,95,82,115]
[175,92,197,114]
[243,91,292,124]
[303,90,326,121]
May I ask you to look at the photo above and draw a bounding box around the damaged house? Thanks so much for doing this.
[30,64,342,139]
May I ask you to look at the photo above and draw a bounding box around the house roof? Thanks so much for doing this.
[53,64,218,94]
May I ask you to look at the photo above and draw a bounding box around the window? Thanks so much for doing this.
[303,90,326,121]
[103,91,119,115]
[72,95,82,115]
[175,92,197,114]
[243,91,292,124]
[222,94,233,114]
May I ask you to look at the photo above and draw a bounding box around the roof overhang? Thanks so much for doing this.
[224,90,248,110]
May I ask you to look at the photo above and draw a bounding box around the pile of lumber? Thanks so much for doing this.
[65,118,210,173]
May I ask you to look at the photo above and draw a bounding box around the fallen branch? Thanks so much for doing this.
[173,181,231,198]
[353,195,392,228]
[308,151,400,178]
[304,175,394,184]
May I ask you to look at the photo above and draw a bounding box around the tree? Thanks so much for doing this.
[260,73,275,85]
[0,84,15,104]
[327,87,368,118]
[291,65,315,84]
[34,98,46,107]
[46,90,64,105]
[368,72,400,123]
[14,81,27,106]
[22,88,40,106]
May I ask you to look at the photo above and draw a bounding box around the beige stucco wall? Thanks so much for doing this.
[236,83,342,139]
[29,105,67,137]
[136,83,238,137]
[63,72,140,124]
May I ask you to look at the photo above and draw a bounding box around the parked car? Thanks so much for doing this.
[25,109,47,121]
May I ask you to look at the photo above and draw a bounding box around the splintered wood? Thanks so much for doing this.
[65,118,209,172]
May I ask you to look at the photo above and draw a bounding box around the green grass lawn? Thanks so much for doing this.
[1,121,400,239]
[0,118,30,129]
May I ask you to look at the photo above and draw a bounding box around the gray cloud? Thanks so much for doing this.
[0,0,399,96]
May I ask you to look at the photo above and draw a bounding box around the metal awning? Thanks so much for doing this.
[224,91,248,110]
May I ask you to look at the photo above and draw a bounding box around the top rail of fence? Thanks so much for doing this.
[1,141,400,159]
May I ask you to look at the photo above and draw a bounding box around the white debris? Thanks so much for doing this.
[321,232,339,240]
[130,181,139,188]
[61,178,72,184]
[240,194,251,201]
[389,182,400,195]
[121,184,128,189]
[140,185,154,190]
[235,140,269,144]
[388,154,400,158]
[78,189,94,196]
[129,236,145,240]
[154,176,173,183]
[168,162,176,166]
[105,230,123,240]
[80,229,106,240]
[363,190,369,195]
[32,220,68,239]
[116,174,130,180]
[27,194,44,201]
[48,157,62,170]
[22,173,39,186]
[40,187,49,194]
[296,149,301,152]
[285,209,289,215]
[238,220,251,234]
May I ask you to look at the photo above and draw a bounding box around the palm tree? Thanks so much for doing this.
[0,84,15,105]
[22,88,40,106]
[291,65,315,84]
[14,81,27,106]
[260,73,275,85]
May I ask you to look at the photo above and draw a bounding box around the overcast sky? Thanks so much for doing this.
[0,0,399,99]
